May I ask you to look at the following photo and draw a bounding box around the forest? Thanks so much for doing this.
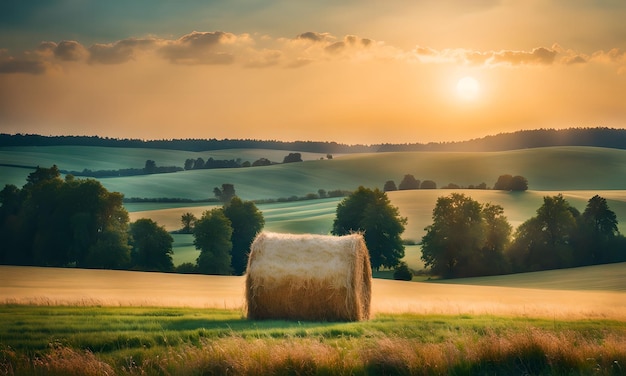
[2,127,626,153]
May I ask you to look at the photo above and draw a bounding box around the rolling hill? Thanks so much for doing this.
[2,145,626,201]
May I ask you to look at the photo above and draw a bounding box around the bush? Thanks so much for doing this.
[393,262,413,281]
[175,262,198,274]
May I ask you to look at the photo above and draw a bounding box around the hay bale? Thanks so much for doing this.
[245,232,372,321]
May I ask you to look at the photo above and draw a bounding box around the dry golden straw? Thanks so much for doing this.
[245,232,372,321]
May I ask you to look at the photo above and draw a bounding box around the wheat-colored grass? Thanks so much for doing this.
[2,265,625,320]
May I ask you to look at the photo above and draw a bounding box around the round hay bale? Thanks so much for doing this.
[245,232,372,321]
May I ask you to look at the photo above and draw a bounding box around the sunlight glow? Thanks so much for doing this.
[456,76,480,100]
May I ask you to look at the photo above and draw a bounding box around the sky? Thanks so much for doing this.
[1,0,625,144]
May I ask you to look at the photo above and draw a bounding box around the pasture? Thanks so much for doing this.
[1,265,626,374]
[3,145,626,373]
[3,145,626,201]
[127,189,626,268]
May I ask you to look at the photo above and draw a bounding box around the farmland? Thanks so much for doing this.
[1,264,626,374]
[5,144,625,269]
[2,144,626,374]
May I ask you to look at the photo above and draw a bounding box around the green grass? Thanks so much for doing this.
[131,189,626,268]
[3,145,626,201]
[429,262,626,291]
[1,305,625,375]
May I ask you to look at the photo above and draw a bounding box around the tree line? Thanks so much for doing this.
[1,166,622,279]
[5,127,626,153]
[384,174,528,192]
[0,167,405,276]
[421,193,626,278]
[63,153,311,179]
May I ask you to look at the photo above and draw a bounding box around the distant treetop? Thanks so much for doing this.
[2,127,626,153]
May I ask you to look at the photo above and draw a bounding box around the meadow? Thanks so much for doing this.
[1,264,626,374]
[3,145,626,201]
[2,145,626,374]
[126,189,626,268]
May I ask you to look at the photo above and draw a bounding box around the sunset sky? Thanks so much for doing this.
[1,1,625,144]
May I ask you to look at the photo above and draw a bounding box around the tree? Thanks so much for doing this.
[494,174,513,190]
[180,212,197,234]
[507,194,577,271]
[318,189,327,198]
[575,195,620,265]
[193,208,233,275]
[398,174,420,190]
[252,158,271,167]
[129,218,174,272]
[393,261,413,281]
[494,174,528,191]
[383,180,397,192]
[283,152,302,163]
[421,193,484,278]
[510,175,528,191]
[144,160,157,173]
[184,158,195,170]
[332,186,407,270]
[193,157,205,169]
[223,196,265,275]
[0,166,131,268]
[85,229,131,269]
[213,183,236,203]
[420,180,437,189]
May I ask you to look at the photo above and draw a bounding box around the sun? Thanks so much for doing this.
[455,76,480,100]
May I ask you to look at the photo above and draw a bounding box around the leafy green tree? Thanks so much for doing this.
[193,208,233,275]
[129,218,174,272]
[510,175,528,191]
[494,174,513,190]
[574,195,620,265]
[421,193,484,278]
[507,194,577,271]
[494,174,528,191]
[398,174,420,190]
[193,157,205,169]
[213,183,236,203]
[383,180,397,192]
[332,186,407,270]
[393,261,413,281]
[282,152,302,163]
[180,212,197,233]
[184,158,195,170]
[0,166,131,268]
[85,229,131,269]
[144,160,157,173]
[223,196,265,275]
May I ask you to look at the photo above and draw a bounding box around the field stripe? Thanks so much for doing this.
[2,266,625,320]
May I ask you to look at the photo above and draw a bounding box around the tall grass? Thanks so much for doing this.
[1,307,625,375]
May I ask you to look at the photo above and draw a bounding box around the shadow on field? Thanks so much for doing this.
[161,317,366,339]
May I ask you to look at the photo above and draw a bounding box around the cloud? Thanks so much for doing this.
[413,45,558,66]
[2,29,626,75]
[295,32,332,43]
[36,40,89,62]
[89,38,157,64]
[0,57,47,74]
[158,31,248,65]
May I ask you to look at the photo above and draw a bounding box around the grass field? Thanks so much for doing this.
[3,145,626,373]
[1,265,626,374]
[126,189,626,268]
[3,145,626,201]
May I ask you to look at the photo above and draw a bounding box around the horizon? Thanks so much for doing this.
[1,2,626,144]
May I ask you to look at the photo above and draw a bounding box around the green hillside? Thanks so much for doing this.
[430,262,626,291]
[2,146,626,201]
